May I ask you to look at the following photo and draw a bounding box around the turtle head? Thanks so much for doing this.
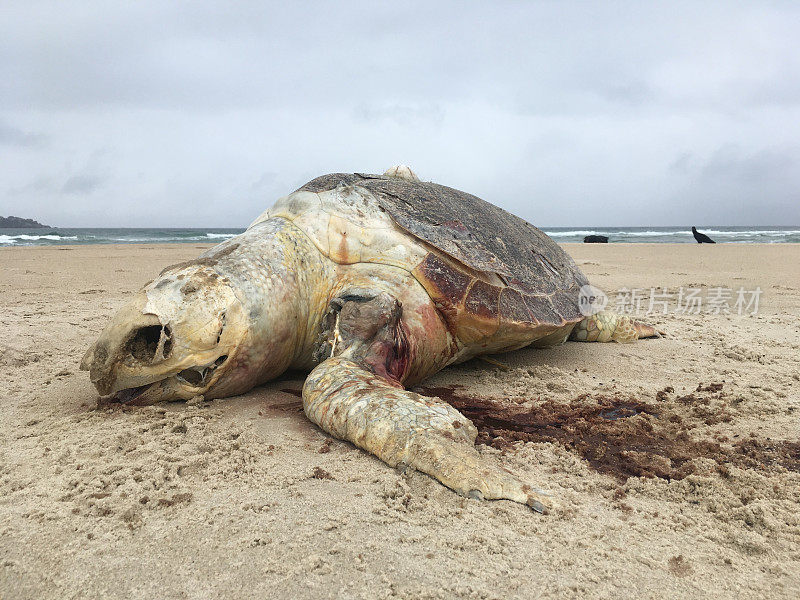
[80,265,254,404]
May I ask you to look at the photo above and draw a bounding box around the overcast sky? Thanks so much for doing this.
[1,1,799,227]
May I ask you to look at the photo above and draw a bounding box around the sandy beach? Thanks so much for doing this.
[1,242,798,599]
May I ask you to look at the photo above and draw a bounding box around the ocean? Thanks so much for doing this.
[0,228,242,247]
[2,226,800,246]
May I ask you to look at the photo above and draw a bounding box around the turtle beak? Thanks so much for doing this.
[80,293,165,396]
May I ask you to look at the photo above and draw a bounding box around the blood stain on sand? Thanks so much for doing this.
[421,385,800,482]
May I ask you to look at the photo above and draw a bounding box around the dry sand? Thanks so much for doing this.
[1,243,798,599]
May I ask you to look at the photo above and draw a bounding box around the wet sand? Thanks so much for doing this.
[1,243,798,599]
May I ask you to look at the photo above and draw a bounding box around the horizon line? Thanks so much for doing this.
[5,224,798,229]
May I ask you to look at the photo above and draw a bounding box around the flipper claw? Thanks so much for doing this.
[527,498,547,514]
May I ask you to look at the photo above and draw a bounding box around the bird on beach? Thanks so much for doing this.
[692,227,716,244]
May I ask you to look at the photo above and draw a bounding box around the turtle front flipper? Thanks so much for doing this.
[303,356,552,512]
[302,291,553,512]
[570,310,663,343]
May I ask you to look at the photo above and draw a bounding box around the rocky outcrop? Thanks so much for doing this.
[0,216,49,228]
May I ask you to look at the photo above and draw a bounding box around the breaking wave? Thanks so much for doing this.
[0,229,243,246]
[0,234,78,244]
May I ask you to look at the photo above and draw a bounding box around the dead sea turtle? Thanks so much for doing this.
[81,166,660,512]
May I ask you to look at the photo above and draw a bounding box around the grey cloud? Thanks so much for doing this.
[250,172,277,192]
[669,152,695,175]
[700,145,795,184]
[354,103,445,127]
[1,0,799,227]
[0,121,47,147]
[9,175,58,195]
[62,175,103,194]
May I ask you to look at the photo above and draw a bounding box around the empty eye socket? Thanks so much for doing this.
[177,369,204,386]
[127,325,172,361]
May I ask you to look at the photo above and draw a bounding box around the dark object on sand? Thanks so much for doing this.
[584,235,609,243]
[692,227,715,244]
[0,216,48,228]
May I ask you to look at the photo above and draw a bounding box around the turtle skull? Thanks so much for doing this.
[80,266,250,404]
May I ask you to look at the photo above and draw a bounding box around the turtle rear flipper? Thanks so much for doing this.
[570,310,663,343]
[303,356,552,512]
